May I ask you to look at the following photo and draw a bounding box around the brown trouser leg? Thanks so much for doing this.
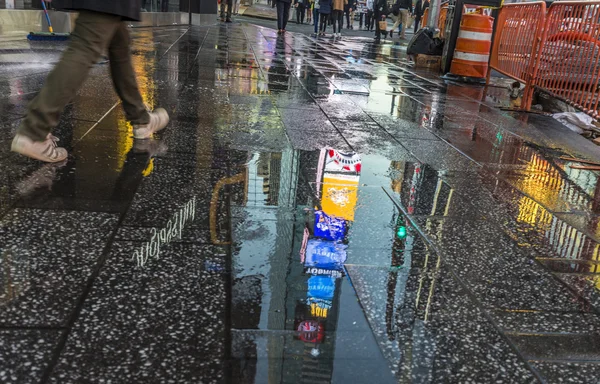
[18,10,149,142]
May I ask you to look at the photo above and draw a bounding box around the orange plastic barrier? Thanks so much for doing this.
[422,2,449,32]
[488,2,547,108]
[439,3,449,38]
[450,10,494,78]
[533,1,600,118]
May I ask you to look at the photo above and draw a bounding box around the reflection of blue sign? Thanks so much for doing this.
[305,239,347,269]
[308,275,336,300]
[314,210,346,241]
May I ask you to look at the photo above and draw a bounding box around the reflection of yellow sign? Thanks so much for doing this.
[310,303,329,318]
[321,173,359,221]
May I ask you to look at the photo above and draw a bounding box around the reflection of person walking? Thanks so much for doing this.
[276,0,292,33]
[11,0,169,163]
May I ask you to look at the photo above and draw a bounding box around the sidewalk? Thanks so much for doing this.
[2,21,600,383]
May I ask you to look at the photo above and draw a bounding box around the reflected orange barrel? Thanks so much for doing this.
[450,12,494,78]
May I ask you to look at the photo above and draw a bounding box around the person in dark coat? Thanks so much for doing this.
[413,0,429,33]
[344,0,354,29]
[373,0,388,43]
[11,0,169,163]
[276,0,292,33]
[295,0,307,24]
[318,0,332,35]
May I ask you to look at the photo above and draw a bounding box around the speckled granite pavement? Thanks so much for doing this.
[2,21,600,384]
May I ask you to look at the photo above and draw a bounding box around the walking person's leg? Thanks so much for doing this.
[414,17,420,33]
[332,10,337,33]
[314,9,320,33]
[107,23,150,130]
[390,14,400,37]
[338,11,344,34]
[220,0,226,20]
[276,1,284,30]
[227,0,233,20]
[320,13,328,34]
[297,5,301,23]
[375,14,381,41]
[12,11,121,162]
[344,8,349,28]
[301,6,305,23]
[399,9,408,38]
[283,2,291,30]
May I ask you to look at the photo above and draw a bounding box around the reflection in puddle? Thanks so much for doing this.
[133,196,197,267]
[294,147,361,355]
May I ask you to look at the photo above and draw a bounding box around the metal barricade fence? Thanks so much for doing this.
[489,1,600,119]
[488,2,547,109]
[533,1,600,118]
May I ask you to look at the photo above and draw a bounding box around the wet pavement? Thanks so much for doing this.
[2,21,600,383]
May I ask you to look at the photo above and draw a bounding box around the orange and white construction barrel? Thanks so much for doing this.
[449,11,494,79]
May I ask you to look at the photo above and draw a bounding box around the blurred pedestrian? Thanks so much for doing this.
[366,0,374,30]
[389,0,411,39]
[234,0,241,14]
[11,0,169,163]
[373,0,388,43]
[160,0,169,11]
[344,0,354,29]
[332,0,346,37]
[319,0,332,36]
[307,0,313,24]
[295,0,306,24]
[221,0,233,22]
[313,0,321,33]
[276,0,292,33]
[413,0,429,32]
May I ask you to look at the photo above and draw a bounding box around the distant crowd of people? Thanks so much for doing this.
[274,0,429,43]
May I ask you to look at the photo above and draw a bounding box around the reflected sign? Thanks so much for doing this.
[307,275,336,300]
[305,239,347,269]
[321,173,360,221]
[314,210,347,241]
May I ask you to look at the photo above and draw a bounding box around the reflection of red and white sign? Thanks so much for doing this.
[297,320,325,343]
[325,148,362,173]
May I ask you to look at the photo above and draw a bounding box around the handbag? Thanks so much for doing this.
[378,20,387,31]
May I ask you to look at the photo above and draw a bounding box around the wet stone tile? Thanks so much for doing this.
[397,138,480,172]
[368,113,440,141]
[509,334,600,361]
[0,208,118,326]
[286,129,350,151]
[532,362,600,383]
[493,310,600,335]
[49,241,227,383]
[411,216,587,312]
[0,329,62,384]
